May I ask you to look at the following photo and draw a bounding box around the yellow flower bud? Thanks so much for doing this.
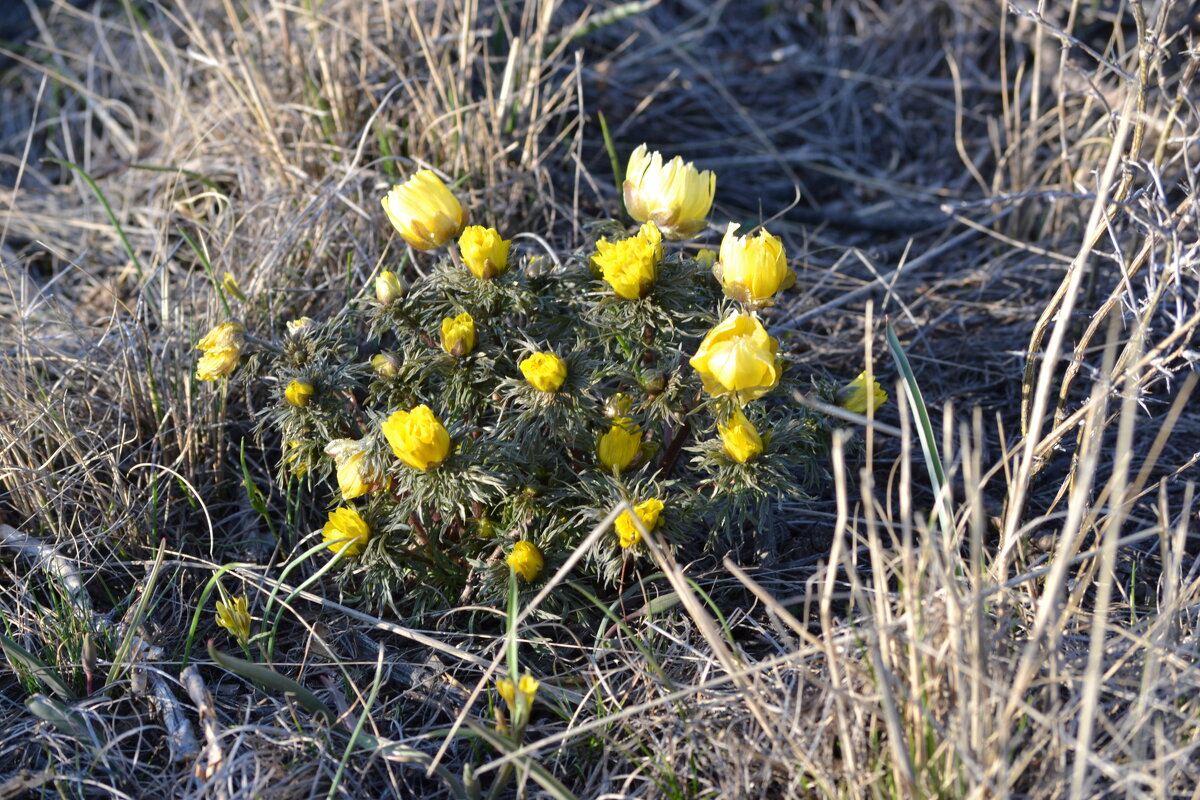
[615,498,664,549]
[285,380,314,408]
[593,222,663,300]
[458,226,511,279]
[285,439,309,478]
[381,405,451,471]
[381,169,467,250]
[506,541,544,581]
[221,271,247,302]
[324,437,380,500]
[497,672,540,719]
[287,317,314,336]
[695,248,717,268]
[322,506,371,557]
[718,408,764,463]
[195,322,245,381]
[440,312,477,357]
[688,312,781,403]
[598,417,642,472]
[519,352,567,393]
[215,594,252,641]
[716,222,795,306]
[623,144,715,240]
[375,270,405,305]
[372,352,401,377]
[837,371,889,415]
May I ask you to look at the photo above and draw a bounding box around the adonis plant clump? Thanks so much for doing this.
[198,153,882,612]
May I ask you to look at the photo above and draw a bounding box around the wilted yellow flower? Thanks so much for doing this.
[717,222,795,306]
[718,408,764,463]
[458,226,511,279]
[375,270,405,305]
[287,317,314,336]
[689,312,781,403]
[372,352,401,377]
[593,222,663,300]
[382,405,451,471]
[215,595,251,641]
[598,417,642,472]
[623,144,715,240]
[381,169,467,250]
[324,437,380,500]
[322,506,371,557]
[195,322,245,381]
[221,272,247,302]
[506,541,544,581]
[837,371,888,415]
[615,498,664,548]
[285,380,314,408]
[695,248,717,268]
[519,352,567,393]
[440,312,476,357]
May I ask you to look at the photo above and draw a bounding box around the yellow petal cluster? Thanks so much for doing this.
[285,380,314,408]
[440,312,476,357]
[215,595,251,641]
[598,417,642,472]
[717,222,795,306]
[623,144,715,240]
[195,322,245,381]
[689,312,782,403]
[837,371,888,415]
[519,352,567,393]
[322,506,371,557]
[593,222,664,300]
[497,672,539,723]
[324,437,380,500]
[221,271,247,302]
[381,405,451,471]
[718,408,764,463]
[375,270,405,305]
[507,541,544,581]
[458,226,511,279]
[615,498,664,548]
[381,169,467,250]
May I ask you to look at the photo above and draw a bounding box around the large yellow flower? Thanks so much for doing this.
[440,312,476,357]
[615,498,664,548]
[322,506,371,557]
[718,408,764,463]
[598,417,642,472]
[324,437,380,500]
[381,405,451,470]
[381,169,467,250]
[458,226,511,279]
[593,222,663,300]
[519,352,567,393]
[507,541,544,581]
[623,144,715,240]
[689,312,782,402]
[195,322,245,381]
[837,371,888,415]
[717,222,795,306]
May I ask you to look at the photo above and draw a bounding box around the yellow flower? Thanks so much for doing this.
[497,672,539,717]
[324,437,380,500]
[615,498,664,549]
[440,312,477,357]
[837,371,888,415]
[519,352,567,392]
[458,226,511,279]
[716,222,795,306]
[718,408,764,463]
[598,417,642,472]
[221,272,247,302]
[381,405,451,471]
[195,322,245,381]
[593,222,663,300]
[506,541,544,581]
[623,144,715,240]
[287,317,314,336]
[375,270,405,305]
[285,380,314,408]
[322,506,371,557]
[689,312,781,403]
[285,439,308,478]
[381,169,467,250]
[372,352,401,377]
[215,595,251,641]
[695,248,717,268]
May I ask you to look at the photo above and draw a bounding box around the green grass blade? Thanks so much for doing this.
[465,719,579,800]
[0,633,75,700]
[207,639,335,724]
[597,111,625,219]
[47,158,143,282]
[105,538,166,689]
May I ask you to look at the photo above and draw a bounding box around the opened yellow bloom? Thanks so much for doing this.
[623,144,715,240]
[440,312,476,357]
[837,371,889,415]
[717,222,795,306]
[322,506,371,557]
[287,317,314,336]
[689,312,782,403]
[215,595,251,641]
[324,437,380,500]
[195,322,245,381]
[507,541,544,581]
[221,271,247,302]
[381,169,467,250]
[382,405,451,470]
[593,221,663,300]
[718,408,764,463]
[519,352,567,393]
[615,498,664,548]
[375,270,405,305]
[458,226,511,279]
[285,380,314,408]
[598,417,642,472]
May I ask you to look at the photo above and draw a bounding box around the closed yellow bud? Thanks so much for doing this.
[372,352,401,377]
[718,408,764,463]
[695,248,718,268]
[215,595,252,641]
[593,222,663,300]
[506,541,544,581]
[324,437,380,500]
[615,498,664,548]
[837,371,888,415]
[381,169,467,250]
[716,222,795,306]
[375,270,405,304]
[285,380,314,408]
[221,271,247,302]
[623,144,715,240]
[458,226,511,279]
[195,322,245,381]
[598,417,642,472]
[322,506,371,557]
[381,405,451,471]
[689,312,781,403]
[440,312,476,357]
[519,352,567,393]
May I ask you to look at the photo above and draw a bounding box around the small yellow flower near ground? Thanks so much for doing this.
[716,222,795,306]
[195,322,245,381]
[215,595,251,641]
[286,317,314,336]
[695,248,718,268]
[497,672,539,716]
[507,541,544,581]
[519,352,567,392]
[623,144,716,240]
[837,371,889,415]
[440,312,476,357]
[689,312,781,403]
[322,506,371,557]
[616,498,664,548]
[458,226,511,279]
[285,380,314,408]
[593,221,664,300]
[381,405,451,470]
[221,271,247,302]
[324,437,379,500]
[375,270,405,305]
[718,408,764,463]
[598,416,642,472]
[381,169,467,250]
